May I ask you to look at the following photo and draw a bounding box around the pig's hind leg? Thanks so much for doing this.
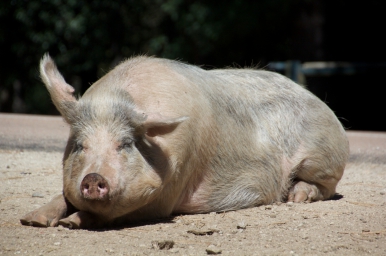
[287,158,344,203]
[20,194,74,227]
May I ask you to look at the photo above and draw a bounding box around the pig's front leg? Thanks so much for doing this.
[58,211,104,229]
[20,194,75,227]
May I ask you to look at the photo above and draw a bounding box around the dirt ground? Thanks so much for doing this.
[0,113,385,255]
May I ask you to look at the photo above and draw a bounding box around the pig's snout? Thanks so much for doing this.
[80,173,110,200]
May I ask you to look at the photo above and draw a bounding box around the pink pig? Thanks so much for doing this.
[20,54,349,229]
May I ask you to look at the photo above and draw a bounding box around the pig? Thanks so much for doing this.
[20,54,349,229]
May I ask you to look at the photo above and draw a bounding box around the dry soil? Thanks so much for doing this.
[0,113,385,255]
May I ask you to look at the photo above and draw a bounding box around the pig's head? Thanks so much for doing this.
[40,54,187,220]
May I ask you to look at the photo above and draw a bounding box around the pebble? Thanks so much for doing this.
[188,229,219,235]
[151,240,174,250]
[237,222,246,229]
[206,244,222,255]
[32,192,44,198]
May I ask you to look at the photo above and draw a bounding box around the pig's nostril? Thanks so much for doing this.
[80,173,110,200]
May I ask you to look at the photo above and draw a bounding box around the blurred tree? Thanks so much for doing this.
[1,0,383,117]
[1,0,311,114]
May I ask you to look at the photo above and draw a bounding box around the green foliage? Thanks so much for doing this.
[0,0,305,114]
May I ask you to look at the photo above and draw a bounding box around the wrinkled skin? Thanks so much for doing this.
[20,54,349,229]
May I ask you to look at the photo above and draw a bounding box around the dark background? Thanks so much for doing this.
[1,0,385,131]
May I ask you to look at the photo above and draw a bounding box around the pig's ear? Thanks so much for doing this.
[142,113,189,137]
[40,53,77,123]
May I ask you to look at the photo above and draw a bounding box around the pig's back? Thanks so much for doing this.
[204,69,344,153]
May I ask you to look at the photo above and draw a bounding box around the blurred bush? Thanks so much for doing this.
[1,0,385,118]
[0,0,313,114]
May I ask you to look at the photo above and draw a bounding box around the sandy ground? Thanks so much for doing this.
[0,113,385,255]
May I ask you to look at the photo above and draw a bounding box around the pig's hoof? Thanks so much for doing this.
[58,218,80,229]
[20,212,56,227]
[20,195,69,228]
[20,215,48,227]
[288,181,323,203]
[57,211,92,229]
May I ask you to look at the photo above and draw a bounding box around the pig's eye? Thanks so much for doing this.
[74,141,84,152]
[118,140,134,152]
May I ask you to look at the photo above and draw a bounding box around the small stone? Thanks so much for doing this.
[151,240,174,250]
[265,206,272,210]
[380,191,385,195]
[187,229,219,235]
[169,248,179,253]
[237,222,246,229]
[32,193,44,198]
[53,242,60,246]
[206,244,222,255]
